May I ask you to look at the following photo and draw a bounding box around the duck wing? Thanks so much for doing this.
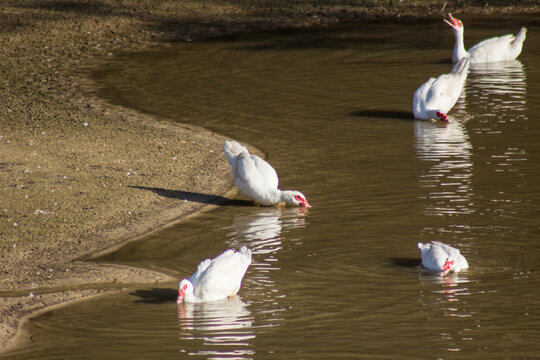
[189,258,213,286]
[223,140,249,168]
[431,241,469,270]
[251,155,279,190]
[193,247,252,301]
[233,152,279,201]
[469,28,526,63]
[419,242,448,270]
[427,58,469,113]
[413,77,437,117]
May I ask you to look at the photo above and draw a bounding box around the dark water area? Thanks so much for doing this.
[4,15,540,359]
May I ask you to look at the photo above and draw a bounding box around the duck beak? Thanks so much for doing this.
[301,201,311,208]
[177,284,187,304]
[439,260,454,276]
[444,14,454,27]
[444,13,461,28]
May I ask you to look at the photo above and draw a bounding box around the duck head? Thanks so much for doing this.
[287,191,311,208]
[441,257,456,275]
[444,13,463,33]
[436,111,450,123]
[177,279,193,304]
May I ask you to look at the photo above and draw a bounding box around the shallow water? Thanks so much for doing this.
[5,15,540,359]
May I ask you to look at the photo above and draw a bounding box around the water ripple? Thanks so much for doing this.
[467,60,527,122]
[414,120,475,216]
[177,299,256,359]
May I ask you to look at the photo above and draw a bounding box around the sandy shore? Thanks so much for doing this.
[1,0,538,353]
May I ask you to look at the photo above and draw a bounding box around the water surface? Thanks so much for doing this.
[5,15,540,359]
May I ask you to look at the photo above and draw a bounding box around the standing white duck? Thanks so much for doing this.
[223,140,311,208]
[177,246,252,304]
[445,13,527,64]
[413,57,469,122]
[418,241,469,275]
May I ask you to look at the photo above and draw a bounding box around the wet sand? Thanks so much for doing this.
[0,0,537,352]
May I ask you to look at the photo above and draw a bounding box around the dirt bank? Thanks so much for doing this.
[1,0,538,353]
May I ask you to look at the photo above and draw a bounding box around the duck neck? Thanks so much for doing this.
[254,189,287,206]
[452,30,468,64]
[277,190,295,206]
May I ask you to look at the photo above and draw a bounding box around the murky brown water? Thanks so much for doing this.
[5,16,540,359]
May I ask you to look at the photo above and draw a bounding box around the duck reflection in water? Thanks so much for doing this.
[178,297,253,332]
[417,270,475,355]
[467,60,527,120]
[418,272,473,314]
[227,207,308,255]
[414,118,475,217]
[226,207,308,302]
[177,297,255,358]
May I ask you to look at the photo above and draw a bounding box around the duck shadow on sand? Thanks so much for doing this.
[349,109,414,121]
[129,186,253,207]
[130,288,177,304]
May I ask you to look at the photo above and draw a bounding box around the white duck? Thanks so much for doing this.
[177,246,252,303]
[413,57,469,122]
[418,241,469,275]
[223,140,311,208]
[445,13,527,64]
